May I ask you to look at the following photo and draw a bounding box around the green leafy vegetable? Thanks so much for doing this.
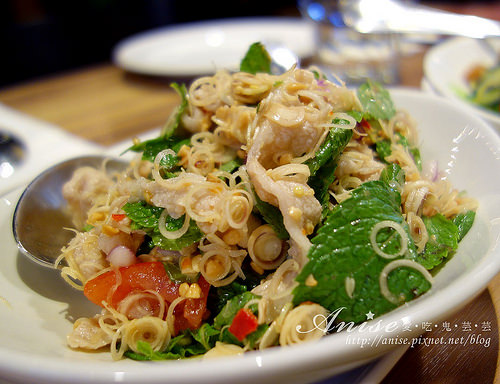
[306,127,353,210]
[375,139,392,162]
[124,82,190,165]
[163,261,199,284]
[253,190,289,240]
[122,201,203,251]
[293,179,430,323]
[220,158,243,173]
[240,42,271,75]
[416,214,459,270]
[453,210,476,242]
[127,136,190,164]
[379,163,405,194]
[162,82,189,138]
[213,291,259,329]
[122,201,163,228]
[246,324,269,348]
[357,80,396,120]
[375,133,422,171]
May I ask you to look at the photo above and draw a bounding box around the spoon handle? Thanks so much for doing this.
[340,0,500,39]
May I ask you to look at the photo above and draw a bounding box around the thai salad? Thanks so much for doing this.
[57,43,477,360]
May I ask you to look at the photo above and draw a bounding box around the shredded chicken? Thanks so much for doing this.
[67,317,112,350]
[62,166,113,229]
[65,231,107,280]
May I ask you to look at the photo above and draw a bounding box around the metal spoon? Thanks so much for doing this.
[339,0,500,38]
[12,155,127,268]
[0,131,25,179]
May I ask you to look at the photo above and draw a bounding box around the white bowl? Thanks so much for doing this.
[1,89,499,384]
[423,37,500,132]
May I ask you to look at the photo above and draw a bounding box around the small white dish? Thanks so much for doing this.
[423,37,500,132]
[0,89,499,383]
[112,17,315,77]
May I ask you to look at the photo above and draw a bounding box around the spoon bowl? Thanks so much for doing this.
[0,131,26,179]
[12,155,127,268]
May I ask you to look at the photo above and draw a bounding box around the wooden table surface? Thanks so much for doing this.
[0,36,499,384]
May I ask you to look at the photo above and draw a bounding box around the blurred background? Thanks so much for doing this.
[0,0,498,88]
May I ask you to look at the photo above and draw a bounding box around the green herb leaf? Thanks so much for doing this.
[124,340,182,361]
[122,201,163,228]
[220,158,243,173]
[149,219,203,251]
[375,139,392,162]
[163,261,199,284]
[379,163,405,194]
[453,211,475,242]
[240,42,271,75]
[162,83,189,138]
[213,291,259,329]
[306,127,353,210]
[246,323,269,348]
[190,323,220,351]
[123,201,203,251]
[127,136,190,164]
[357,80,396,120]
[416,214,459,270]
[293,180,430,324]
[253,190,290,240]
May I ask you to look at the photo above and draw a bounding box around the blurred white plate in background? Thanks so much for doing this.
[112,17,315,77]
[423,37,500,132]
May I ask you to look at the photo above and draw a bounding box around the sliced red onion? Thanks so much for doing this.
[107,246,136,267]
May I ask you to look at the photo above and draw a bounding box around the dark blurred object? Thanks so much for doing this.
[0,0,298,88]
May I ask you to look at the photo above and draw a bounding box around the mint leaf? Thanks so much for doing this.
[375,139,392,162]
[123,201,203,251]
[189,323,220,351]
[149,219,203,251]
[162,82,189,138]
[379,163,405,194]
[416,214,459,270]
[306,127,353,210]
[124,340,183,361]
[306,127,353,176]
[453,211,475,242]
[124,82,189,160]
[123,201,163,228]
[163,262,199,284]
[208,281,249,316]
[220,158,243,173]
[253,190,289,240]
[240,42,271,74]
[213,291,259,329]
[293,180,430,323]
[246,323,269,348]
[127,136,190,164]
[357,80,396,120]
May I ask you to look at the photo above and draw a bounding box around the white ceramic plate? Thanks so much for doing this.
[112,17,315,77]
[423,37,500,132]
[1,89,499,384]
